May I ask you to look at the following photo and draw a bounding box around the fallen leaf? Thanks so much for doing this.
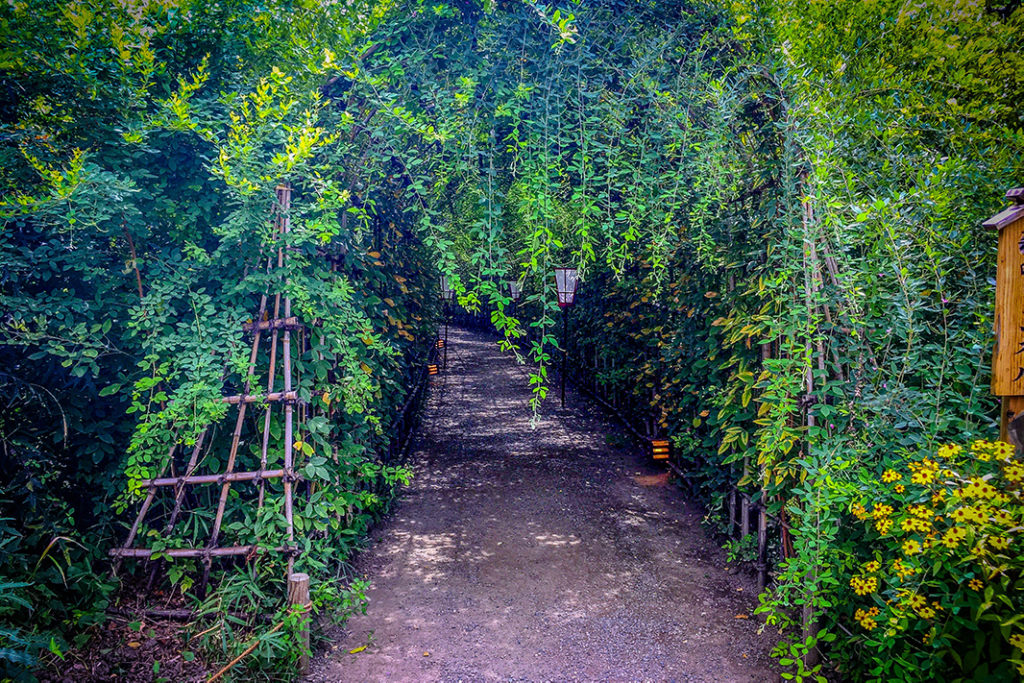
[348,645,366,654]
[127,641,141,649]
[734,614,749,619]
[423,651,430,657]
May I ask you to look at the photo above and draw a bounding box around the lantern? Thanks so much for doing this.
[553,267,580,408]
[439,275,455,302]
[650,439,671,461]
[439,275,454,368]
[553,267,578,308]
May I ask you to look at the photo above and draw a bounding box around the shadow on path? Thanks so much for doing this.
[307,328,777,682]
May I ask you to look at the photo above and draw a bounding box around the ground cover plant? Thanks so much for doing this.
[1,0,1023,680]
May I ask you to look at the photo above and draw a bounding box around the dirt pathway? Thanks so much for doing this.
[307,328,777,682]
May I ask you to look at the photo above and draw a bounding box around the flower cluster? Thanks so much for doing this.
[855,606,880,630]
[908,457,939,485]
[850,574,879,596]
[970,440,1014,462]
[847,440,1024,677]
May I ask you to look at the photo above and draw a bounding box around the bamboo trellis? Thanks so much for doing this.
[110,184,302,593]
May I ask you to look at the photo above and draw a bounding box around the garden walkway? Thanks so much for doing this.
[307,328,776,682]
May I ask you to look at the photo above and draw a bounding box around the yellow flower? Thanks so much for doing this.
[905,593,927,610]
[902,539,922,556]
[968,578,983,591]
[989,536,1010,552]
[992,509,1014,526]
[851,503,868,520]
[918,607,936,619]
[895,484,905,493]
[875,517,894,534]
[941,527,967,548]
[882,469,901,483]
[1004,464,1024,484]
[859,615,878,631]
[995,441,1016,462]
[863,560,881,573]
[872,504,894,518]
[937,444,963,459]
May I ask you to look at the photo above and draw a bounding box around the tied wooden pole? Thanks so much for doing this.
[288,572,311,676]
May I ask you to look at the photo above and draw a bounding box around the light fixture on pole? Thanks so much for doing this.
[507,279,523,315]
[439,275,455,369]
[553,267,579,408]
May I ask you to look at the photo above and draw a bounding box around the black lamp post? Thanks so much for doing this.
[554,267,579,408]
[507,279,523,316]
[439,275,454,368]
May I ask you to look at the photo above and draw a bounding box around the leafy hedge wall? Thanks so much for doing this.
[1,0,440,677]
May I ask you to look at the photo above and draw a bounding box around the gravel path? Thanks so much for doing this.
[307,328,778,682]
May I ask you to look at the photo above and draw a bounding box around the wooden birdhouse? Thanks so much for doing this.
[984,187,1024,442]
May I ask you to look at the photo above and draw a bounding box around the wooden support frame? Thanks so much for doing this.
[111,184,302,594]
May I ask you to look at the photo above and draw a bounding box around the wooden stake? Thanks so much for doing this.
[288,572,311,676]
[756,503,768,592]
[740,492,750,539]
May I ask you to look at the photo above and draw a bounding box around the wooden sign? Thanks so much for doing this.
[984,187,1024,440]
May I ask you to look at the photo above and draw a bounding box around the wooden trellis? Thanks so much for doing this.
[110,184,302,592]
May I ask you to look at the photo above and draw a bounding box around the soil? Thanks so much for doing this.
[307,328,778,682]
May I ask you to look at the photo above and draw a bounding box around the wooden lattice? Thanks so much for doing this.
[110,184,302,593]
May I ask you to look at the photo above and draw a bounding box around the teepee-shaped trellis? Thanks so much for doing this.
[110,184,303,592]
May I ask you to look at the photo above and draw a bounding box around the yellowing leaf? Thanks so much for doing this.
[367,250,381,259]
[360,362,372,375]
[348,645,367,654]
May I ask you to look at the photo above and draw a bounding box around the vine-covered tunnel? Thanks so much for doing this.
[3,1,1024,681]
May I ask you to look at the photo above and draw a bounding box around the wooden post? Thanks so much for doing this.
[986,188,1024,441]
[288,572,311,675]
[740,493,750,539]
[728,489,737,539]
[756,502,768,592]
